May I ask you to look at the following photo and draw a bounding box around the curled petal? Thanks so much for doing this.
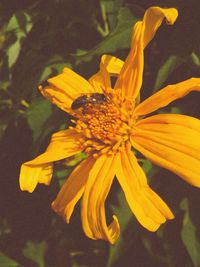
[135,78,200,116]
[81,154,120,244]
[52,156,95,223]
[115,7,178,99]
[115,149,174,232]
[142,7,178,48]
[132,114,200,187]
[89,55,124,91]
[39,68,96,113]
[19,128,83,192]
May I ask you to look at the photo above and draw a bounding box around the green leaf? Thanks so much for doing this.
[141,160,153,174]
[170,107,182,114]
[56,168,72,187]
[75,6,139,63]
[6,12,32,67]
[26,98,52,142]
[111,190,132,231]
[7,40,21,68]
[7,12,32,36]
[101,0,122,14]
[0,252,19,267]
[65,153,86,167]
[100,0,123,32]
[153,55,183,92]
[180,198,200,267]
[22,241,47,267]
[190,52,200,66]
[0,112,12,139]
[7,14,20,32]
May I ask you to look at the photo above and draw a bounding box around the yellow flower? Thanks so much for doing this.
[19,7,200,244]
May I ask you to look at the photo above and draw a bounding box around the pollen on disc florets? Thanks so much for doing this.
[73,92,136,156]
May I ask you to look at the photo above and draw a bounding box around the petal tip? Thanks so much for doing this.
[19,184,35,193]
[19,164,38,193]
[166,8,178,25]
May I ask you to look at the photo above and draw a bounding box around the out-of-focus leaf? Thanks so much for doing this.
[101,0,122,14]
[65,152,86,167]
[141,160,153,174]
[7,14,19,32]
[22,241,47,267]
[190,52,200,67]
[180,198,200,267]
[26,98,52,142]
[111,190,132,231]
[188,52,200,73]
[0,30,6,49]
[7,40,21,68]
[171,107,182,114]
[0,218,11,237]
[0,81,10,91]
[6,12,32,67]
[0,252,19,267]
[75,6,139,63]
[153,55,183,92]
[7,12,32,37]
[100,0,123,32]
[0,112,13,139]
[56,168,71,187]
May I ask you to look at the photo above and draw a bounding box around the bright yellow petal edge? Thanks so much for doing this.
[19,129,84,192]
[115,7,178,100]
[19,6,200,244]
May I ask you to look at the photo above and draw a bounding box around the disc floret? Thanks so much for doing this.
[74,93,136,155]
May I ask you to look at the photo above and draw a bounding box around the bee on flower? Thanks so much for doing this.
[19,6,200,244]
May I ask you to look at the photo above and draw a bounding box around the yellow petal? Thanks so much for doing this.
[38,163,53,185]
[89,55,124,91]
[143,188,175,220]
[132,114,200,187]
[27,129,83,165]
[19,128,83,192]
[39,67,96,113]
[20,164,44,193]
[142,7,178,48]
[103,55,124,75]
[52,156,95,223]
[135,78,200,116]
[115,149,174,232]
[81,154,120,244]
[20,163,53,192]
[115,7,178,99]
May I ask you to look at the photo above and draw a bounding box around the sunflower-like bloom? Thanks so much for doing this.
[19,7,200,244]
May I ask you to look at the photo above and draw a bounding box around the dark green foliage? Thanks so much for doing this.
[0,0,200,266]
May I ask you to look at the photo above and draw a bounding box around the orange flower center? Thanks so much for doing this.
[74,94,136,156]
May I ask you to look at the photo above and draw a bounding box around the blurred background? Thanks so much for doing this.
[0,0,200,266]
